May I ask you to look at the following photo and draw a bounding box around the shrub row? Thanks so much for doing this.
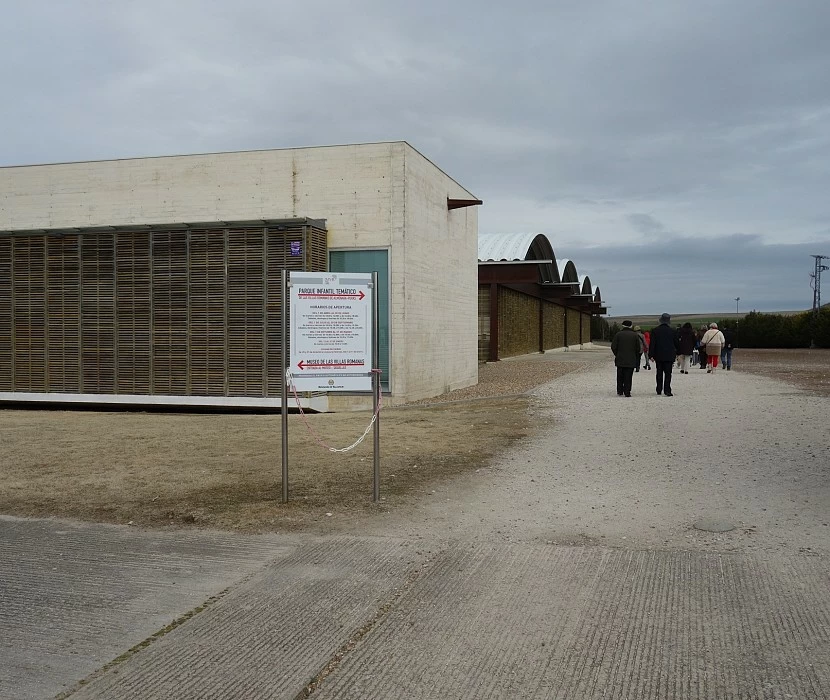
[600,308,830,348]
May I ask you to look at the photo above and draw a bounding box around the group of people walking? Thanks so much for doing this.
[611,313,736,397]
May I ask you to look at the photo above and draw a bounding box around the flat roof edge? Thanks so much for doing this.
[0,217,328,236]
[0,141,410,170]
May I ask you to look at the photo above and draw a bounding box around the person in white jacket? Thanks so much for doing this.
[700,323,726,373]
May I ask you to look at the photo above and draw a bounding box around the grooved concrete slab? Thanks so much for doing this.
[0,516,293,700]
[62,536,421,699]
[314,544,830,699]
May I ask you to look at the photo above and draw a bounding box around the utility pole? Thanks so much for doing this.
[734,297,741,346]
[810,255,829,348]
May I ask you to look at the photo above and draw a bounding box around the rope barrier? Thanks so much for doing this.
[285,368,382,453]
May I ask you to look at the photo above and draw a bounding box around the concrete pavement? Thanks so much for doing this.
[2,349,828,699]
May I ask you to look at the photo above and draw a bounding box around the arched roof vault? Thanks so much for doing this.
[478,232,559,283]
[557,259,579,284]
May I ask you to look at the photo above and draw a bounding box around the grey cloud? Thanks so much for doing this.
[626,214,672,239]
[2,0,830,316]
[561,236,825,315]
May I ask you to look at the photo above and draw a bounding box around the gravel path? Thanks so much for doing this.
[381,347,830,557]
[402,346,601,405]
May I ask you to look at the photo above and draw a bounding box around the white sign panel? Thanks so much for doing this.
[289,272,374,392]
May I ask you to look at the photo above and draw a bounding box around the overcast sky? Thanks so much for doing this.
[2,0,829,315]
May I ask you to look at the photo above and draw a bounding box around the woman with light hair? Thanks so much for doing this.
[700,322,726,373]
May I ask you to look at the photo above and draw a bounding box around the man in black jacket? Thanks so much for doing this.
[721,327,736,370]
[648,312,679,396]
[611,319,642,397]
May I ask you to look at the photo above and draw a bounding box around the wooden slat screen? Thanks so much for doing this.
[265,228,299,396]
[189,229,227,396]
[116,231,151,394]
[81,233,116,393]
[151,230,189,395]
[14,237,47,391]
[0,237,12,391]
[47,235,81,392]
[0,220,327,400]
[227,228,265,397]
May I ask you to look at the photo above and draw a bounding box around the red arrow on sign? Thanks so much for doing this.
[297,360,365,370]
[297,291,365,300]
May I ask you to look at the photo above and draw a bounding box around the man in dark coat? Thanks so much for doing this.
[611,319,642,397]
[648,312,679,396]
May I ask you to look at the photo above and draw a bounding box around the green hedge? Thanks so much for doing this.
[730,309,829,348]
[605,309,830,348]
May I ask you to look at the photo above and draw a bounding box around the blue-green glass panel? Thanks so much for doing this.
[329,250,390,390]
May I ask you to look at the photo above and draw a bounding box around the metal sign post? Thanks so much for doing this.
[281,269,289,503]
[285,271,380,502]
[372,271,380,502]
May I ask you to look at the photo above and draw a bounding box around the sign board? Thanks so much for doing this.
[289,271,374,392]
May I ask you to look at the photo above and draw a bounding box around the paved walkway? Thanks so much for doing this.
[2,349,828,699]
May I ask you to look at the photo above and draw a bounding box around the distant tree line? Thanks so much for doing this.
[599,308,830,348]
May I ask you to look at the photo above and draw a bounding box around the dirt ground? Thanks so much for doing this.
[0,356,587,532]
[1,348,826,533]
[733,347,830,396]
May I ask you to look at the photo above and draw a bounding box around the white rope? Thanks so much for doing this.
[285,369,382,453]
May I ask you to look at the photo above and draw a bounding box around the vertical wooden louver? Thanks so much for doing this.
[189,229,227,396]
[116,231,151,394]
[151,230,189,395]
[0,237,13,391]
[47,235,81,392]
[14,237,47,391]
[81,233,116,393]
[227,228,265,397]
[0,219,327,402]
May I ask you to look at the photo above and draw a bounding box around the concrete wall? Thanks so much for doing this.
[0,142,480,408]
[400,148,478,401]
[0,143,403,239]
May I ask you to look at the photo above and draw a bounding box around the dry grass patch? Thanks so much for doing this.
[0,397,532,532]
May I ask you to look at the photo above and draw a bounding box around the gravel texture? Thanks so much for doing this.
[401,347,600,406]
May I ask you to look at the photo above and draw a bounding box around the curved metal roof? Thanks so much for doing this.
[478,233,559,283]
[557,259,579,284]
[476,235,606,309]
[477,232,550,261]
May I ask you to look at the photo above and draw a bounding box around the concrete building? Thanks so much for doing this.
[0,142,481,410]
